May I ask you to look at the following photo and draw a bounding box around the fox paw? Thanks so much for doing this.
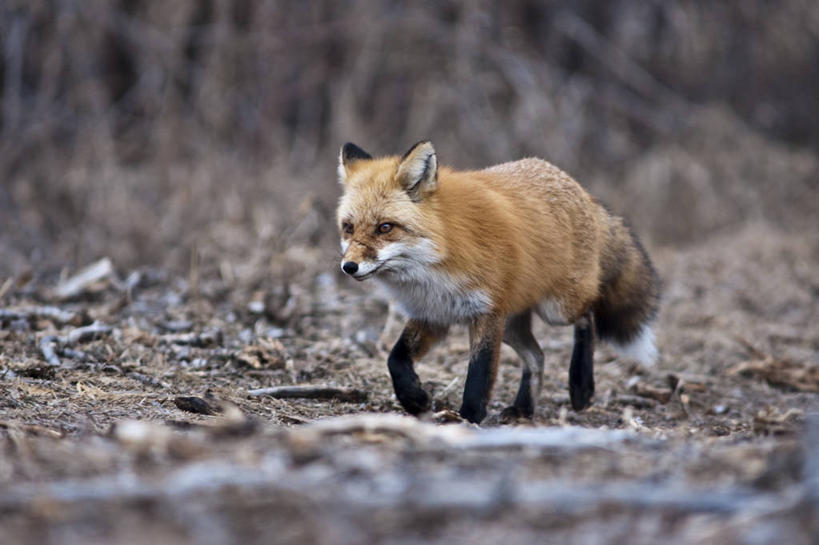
[569,379,594,411]
[499,405,533,423]
[397,387,431,415]
[458,403,487,424]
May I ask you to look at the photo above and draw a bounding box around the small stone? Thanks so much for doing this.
[247,300,265,314]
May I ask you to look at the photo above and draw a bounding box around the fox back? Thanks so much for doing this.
[337,142,655,328]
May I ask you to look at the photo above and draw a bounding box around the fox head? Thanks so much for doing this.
[336,141,443,281]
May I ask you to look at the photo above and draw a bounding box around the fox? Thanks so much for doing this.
[336,141,660,424]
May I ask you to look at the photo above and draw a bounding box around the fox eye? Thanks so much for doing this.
[342,222,354,235]
[377,222,394,234]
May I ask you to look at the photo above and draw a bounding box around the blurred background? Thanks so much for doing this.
[1,0,817,280]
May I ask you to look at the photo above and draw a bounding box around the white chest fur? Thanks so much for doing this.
[377,268,491,325]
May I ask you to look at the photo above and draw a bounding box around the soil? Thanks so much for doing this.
[1,223,818,545]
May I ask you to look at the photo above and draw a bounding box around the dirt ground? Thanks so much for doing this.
[1,222,818,545]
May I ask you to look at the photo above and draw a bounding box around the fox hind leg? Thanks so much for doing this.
[569,312,595,411]
[500,309,544,419]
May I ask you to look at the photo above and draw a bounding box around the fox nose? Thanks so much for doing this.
[342,261,359,275]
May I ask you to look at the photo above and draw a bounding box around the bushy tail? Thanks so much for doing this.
[593,221,660,366]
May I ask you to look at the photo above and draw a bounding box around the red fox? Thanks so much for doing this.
[336,141,660,424]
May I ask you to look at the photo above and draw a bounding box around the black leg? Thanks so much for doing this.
[459,315,503,424]
[569,313,595,411]
[388,320,448,416]
[501,310,544,419]
[388,336,429,414]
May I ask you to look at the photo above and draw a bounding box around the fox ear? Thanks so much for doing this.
[338,142,372,184]
[396,141,437,201]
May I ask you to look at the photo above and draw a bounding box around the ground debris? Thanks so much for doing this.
[54,257,114,300]
[248,385,367,403]
[39,335,62,366]
[65,321,112,344]
[1,226,817,545]
[2,416,816,537]
[174,396,221,415]
[281,413,659,453]
[36,320,113,366]
[429,408,466,423]
[728,356,819,393]
[235,338,286,369]
[607,393,658,409]
[160,329,223,347]
[628,377,673,404]
[0,421,64,438]
[248,284,296,324]
[111,419,176,456]
[0,305,81,326]
[667,372,710,392]
[753,407,804,435]
[158,319,193,332]
[13,363,57,379]
[209,403,259,437]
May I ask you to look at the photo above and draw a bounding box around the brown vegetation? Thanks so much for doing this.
[2,1,818,273]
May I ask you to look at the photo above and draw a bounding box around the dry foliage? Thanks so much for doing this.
[1,1,818,274]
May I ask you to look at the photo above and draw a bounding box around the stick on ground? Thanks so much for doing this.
[39,336,61,366]
[0,306,79,326]
[54,257,113,300]
[247,385,368,403]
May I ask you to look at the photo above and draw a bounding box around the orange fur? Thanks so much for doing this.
[338,154,613,322]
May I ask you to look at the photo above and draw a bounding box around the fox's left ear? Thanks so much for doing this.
[396,141,437,201]
[338,142,372,184]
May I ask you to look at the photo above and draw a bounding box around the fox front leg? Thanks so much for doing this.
[459,314,504,424]
[388,320,449,415]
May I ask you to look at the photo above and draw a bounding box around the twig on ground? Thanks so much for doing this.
[161,329,223,348]
[728,357,819,393]
[248,385,368,403]
[39,336,61,366]
[35,321,112,366]
[65,321,112,344]
[0,277,13,300]
[666,373,709,392]
[437,376,461,400]
[0,306,80,326]
[54,257,113,300]
[61,348,89,360]
[629,381,673,404]
[734,336,769,359]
